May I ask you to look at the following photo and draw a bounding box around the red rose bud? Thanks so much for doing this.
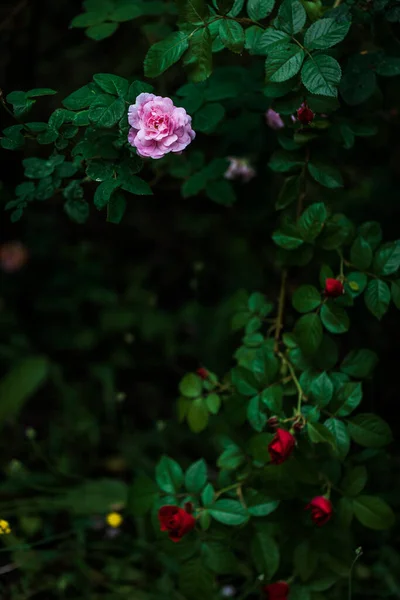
[324,278,344,298]
[263,582,290,600]
[305,496,333,526]
[158,505,196,542]
[293,420,304,432]
[268,428,296,465]
[196,367,209,380]
[184,501,194,514]
[297,103,315,125]
[268,416,279,428]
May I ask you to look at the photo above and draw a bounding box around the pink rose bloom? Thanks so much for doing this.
[266,108,284,130]
[0,241,28,273]
[224,157,255,183]
[127,93,195,159]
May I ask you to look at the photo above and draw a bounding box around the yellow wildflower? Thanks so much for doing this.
[0,520,11,535]
[106,512,123,528]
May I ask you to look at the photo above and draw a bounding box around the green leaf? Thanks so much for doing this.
[86,22,118,40]
[185,459,208,493]
[324,417,350,459]
[193,103,225,132]
[251,532,280,579]
[275,174,300,209]
[307,162,343,188]
[94,180,120,209]
[310,372,333,407]
[340,349,378,378]
[333,382,363,417]
[269,150,304,172]
[63,84,99,110]
[64,198,90,224]
[353,496,395,530]
[128,475,158,516]
[293,540,318,581]
[217,444,246,470]
[261,384,283,412]
[26,88,57,97]
[144,32,189,78]
[1,125,25,150]
[247,395,267,432]
[341,466,367,497]
[347,413,393,448]
[372,242,400,276]
[188,398,209,432]
[107,192,126,224]
[272,229,304,249]
[206,180,236,206]
[247,0,275,20]
[179,373,203,398]
[219,20,245,53]
[245,25,265,55]
[265,44,304,83]
[93,73,129,97]
[209,499,249,525]
[307,422,336,449]
[88,94,125,127]
[86,160,114,182]
[350,236,373,270]
[246,490,280,516]
[294,313,323,355]
[175,0,208,22]
[23,157,55,179]
[359,221,382,249]
[346,272,367,297]
[121,176,152,196]
[155,456,184,493]
[298,202,328,241]
[71,7,112,27]
[292,285,321,313]
[321,303,349,334]
[304,17,351,50]
[277,0,307,34]
[6,91,34,118]
[259,28,290,53]
[0,356,49,425]
[301,54,341,97]
[179,559,214,600]
[364,279,390,320]
[202,483,215,506]
[185,28,213,83]
[206,393,221,414]
[340,64,376,106]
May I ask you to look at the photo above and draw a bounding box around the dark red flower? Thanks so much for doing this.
[196,367,209,380]
[263,582,290,599]
[158,505,196,542]
[297,103,315,125]
[324,278,344,298]
[268,428,296,465]
[305,496,333,526]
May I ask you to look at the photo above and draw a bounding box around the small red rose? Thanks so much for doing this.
[297,103,315,125]
[324,278,344,298]
[196,367,209,380]
[268,428,296,465]
[305,496,333,526]
[158,505,196,542]
[263,582,290,599]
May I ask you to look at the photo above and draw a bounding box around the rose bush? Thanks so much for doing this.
[1,0,400,599]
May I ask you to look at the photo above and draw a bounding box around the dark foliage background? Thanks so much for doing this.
[1,0,400,598]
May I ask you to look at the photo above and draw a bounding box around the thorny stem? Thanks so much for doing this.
[274,269,287,352]
[278,352,306,413]
[297,146,310,220]
[348,547,363,600]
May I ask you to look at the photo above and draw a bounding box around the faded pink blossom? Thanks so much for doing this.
[265,108,284,130]
[0,241,28,273]
[127,93,195,159]
[224,157,255,183]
